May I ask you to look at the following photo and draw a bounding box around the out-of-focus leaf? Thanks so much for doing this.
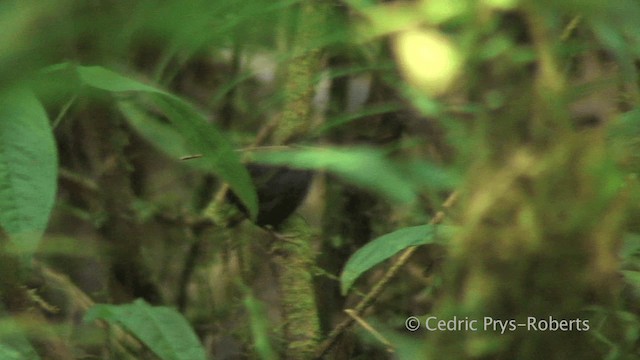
[621,233,640,266]
[340,225,454,294]
[355,319,427,360]
[243,292,278,360]
[150,95,256,211]
[0,88,57,257]
[622,270,640,290]
[0,317,41,360]
[319,103,404,134]
[388,331,428,360]
[254,147,417,203]
[85,299,206,360]
[0,2,66,92]
[591,21,636,79]
[609,109,640,173]
[572,0,640,79]
[610,109,640,140]
[117,101,191,158]
[77,66,162,94]
[399,159,460,192]
[74,65,257,220]
[254,147,457,202]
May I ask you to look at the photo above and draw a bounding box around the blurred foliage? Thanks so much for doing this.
[85,299,207,360]
[0,0,640,359]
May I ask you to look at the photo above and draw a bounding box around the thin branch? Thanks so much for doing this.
[344,309,394,353]
[315,191,459,358]
[52,95,78,129]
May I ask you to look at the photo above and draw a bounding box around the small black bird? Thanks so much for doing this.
[227,164,313,228]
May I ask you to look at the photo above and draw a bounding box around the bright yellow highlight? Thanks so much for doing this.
[482,0,519,10]
[394,29,462,96]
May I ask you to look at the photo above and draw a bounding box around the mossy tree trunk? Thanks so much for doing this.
[270,1,326,358]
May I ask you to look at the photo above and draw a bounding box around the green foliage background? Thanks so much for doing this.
[0,0,640,359]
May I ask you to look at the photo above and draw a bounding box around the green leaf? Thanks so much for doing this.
[318,103,404,134]
[117,101,191,158]
[243,293,278,360]
[77,66,165,94]
[0,346,26,360]
[621,232,640,265]
[0,317,41,360]
[85,299,206,360]
[0,88,57,256]
[622,270,640,290]
[398,159,460,192]
[253,147,417,203]
[340,225,454,295]
[353,319,427,360]
[385,331,427,360]
[75,65,257,220]
[150,96,257,215]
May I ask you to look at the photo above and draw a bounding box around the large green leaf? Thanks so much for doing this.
[85,299,206,360]
[0,317,41,360]
[75,65,258,220]
[255,147,459,203]
[0,89,57,256]
[117,100,191,160]
[77,66,163,94]
[254,147,418,203]
[340,224,454,295]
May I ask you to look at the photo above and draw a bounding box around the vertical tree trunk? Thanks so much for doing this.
[271,1,326,358]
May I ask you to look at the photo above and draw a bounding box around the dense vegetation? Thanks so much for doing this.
[1,0,640,359]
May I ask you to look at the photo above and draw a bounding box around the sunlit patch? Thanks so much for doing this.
[393,29,462,96]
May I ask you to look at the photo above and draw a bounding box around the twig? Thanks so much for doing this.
[59,168,99,191]
[560,15,582,42]
[52,94,78,129]
[314,191,459,358]
[344,309,394,353]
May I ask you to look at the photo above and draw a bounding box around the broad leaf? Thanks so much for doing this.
[85,299,206,360]
[77,66,163,94]
[253,147,418,203]
[75,65,257,220]
[117,101,191,159]
[0,89,57,257]
[0,317,41,360]
[340,224,454,294]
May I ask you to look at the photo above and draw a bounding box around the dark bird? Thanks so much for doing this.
[227,164,313,228]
